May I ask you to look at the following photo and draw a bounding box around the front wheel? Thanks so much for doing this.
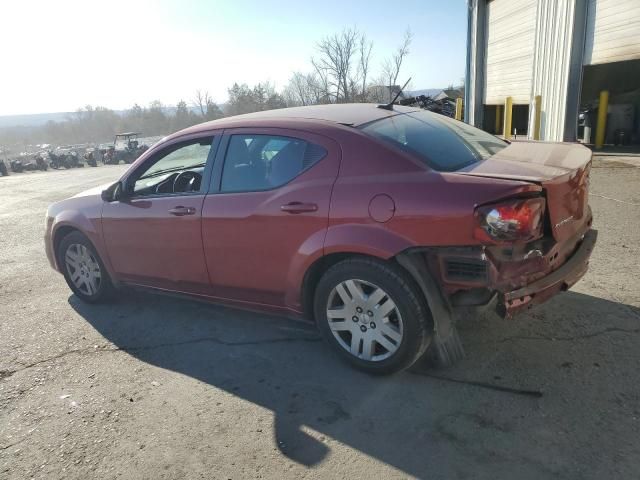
[58,231,114,303]
[314,258,432,375]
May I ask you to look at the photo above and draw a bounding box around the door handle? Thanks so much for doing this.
[168,206,196,216]
[280,202,318,214]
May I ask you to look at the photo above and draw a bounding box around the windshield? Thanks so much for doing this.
[360,110,507,171]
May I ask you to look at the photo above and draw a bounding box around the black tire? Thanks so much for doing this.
[57,231,115,303]
[314,257,433,375]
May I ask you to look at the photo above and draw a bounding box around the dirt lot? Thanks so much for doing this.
[1,161,639,479]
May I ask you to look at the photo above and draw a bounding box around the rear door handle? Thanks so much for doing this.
[280,202,318,214]
[168,206,196,216]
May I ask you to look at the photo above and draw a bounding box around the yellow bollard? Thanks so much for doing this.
[504,97,513,140]
[455,98,463,120]
[594,90,609,149]
[495,105,503,134]
[533,95,542,140]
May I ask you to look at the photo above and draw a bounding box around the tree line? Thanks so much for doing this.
[0,27,413,149]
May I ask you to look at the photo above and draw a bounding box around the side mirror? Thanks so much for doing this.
[101,181,129,202]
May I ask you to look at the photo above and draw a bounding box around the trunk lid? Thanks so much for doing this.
[457,141,592,242]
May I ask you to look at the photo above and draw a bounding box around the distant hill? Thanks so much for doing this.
[0,112,75,128]
[0,106,203,129]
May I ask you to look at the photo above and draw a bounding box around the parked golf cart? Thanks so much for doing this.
[103,133,148,164]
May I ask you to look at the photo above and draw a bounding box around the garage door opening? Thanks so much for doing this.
[579,59,640,149]
[483,105,529,138]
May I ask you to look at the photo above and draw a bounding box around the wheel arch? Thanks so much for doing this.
[301,252,373,321]
[298,224,418,318]
[300,248,444,331]
[52,225,80,267]
[305,248,462,366]
[50,218,116,284]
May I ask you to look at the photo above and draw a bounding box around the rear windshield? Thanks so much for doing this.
[359,110,507,171]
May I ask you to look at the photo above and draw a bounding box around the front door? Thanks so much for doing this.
[102,135,219,294]
[201,129,340,309]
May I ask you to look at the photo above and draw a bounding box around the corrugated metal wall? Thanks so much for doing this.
[528,0,577,141]
[584,0,640,65]
[483,0,537,104]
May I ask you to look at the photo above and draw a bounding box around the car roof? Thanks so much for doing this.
[175,103,421,138]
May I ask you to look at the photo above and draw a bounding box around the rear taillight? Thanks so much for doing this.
[474,197,545,244]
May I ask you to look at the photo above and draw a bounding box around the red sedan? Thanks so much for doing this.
[45,104,596,374]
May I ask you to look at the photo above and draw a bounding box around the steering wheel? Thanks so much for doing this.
[154,172,179,194]
[173,171,201,193]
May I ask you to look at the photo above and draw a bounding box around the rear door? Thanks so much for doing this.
[201,128,340,309]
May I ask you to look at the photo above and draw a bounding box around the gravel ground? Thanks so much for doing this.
[1,160,639,479]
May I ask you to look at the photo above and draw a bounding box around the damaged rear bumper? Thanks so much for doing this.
[498,229,598,318]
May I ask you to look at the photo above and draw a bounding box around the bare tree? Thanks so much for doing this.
[358,34,373,102]
[284,70,337,106]
[193,90,223,120]
[311,66,331,103]
[284,72,314,106]
[194,90,212,117]
[284,26,411,106]
[312,28,362,103]
[381,28,413,101]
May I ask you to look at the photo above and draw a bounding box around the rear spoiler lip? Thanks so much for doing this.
[453,170,545,184]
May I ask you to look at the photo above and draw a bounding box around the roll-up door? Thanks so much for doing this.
[584,0,640,65]
[484,0,537,104]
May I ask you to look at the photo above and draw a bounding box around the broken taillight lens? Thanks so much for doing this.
[474,197,546,244]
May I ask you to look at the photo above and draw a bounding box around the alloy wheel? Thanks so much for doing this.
[64,243,102,296]
[326,279,404,361]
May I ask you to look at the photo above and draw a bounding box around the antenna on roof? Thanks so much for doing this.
[378,77,412,111]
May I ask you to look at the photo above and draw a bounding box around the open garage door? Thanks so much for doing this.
[580,59,640,146]
[579,0,640,147]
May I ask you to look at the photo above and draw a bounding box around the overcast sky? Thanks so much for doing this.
[1,0,468,116]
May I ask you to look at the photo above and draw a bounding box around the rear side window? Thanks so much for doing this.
[360,110,507,171]
[220,134,326,192]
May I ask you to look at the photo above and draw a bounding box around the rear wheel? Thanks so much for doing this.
[314,258,432,374]
[58,231,114,303]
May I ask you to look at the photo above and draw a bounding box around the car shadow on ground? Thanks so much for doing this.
[69,290,640,478]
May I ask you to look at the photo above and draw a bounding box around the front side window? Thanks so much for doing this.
[131,137,213,196]
[360,111,507,171]
[220,134,326,192]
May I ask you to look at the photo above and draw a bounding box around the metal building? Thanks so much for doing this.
[465,0,640,147]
